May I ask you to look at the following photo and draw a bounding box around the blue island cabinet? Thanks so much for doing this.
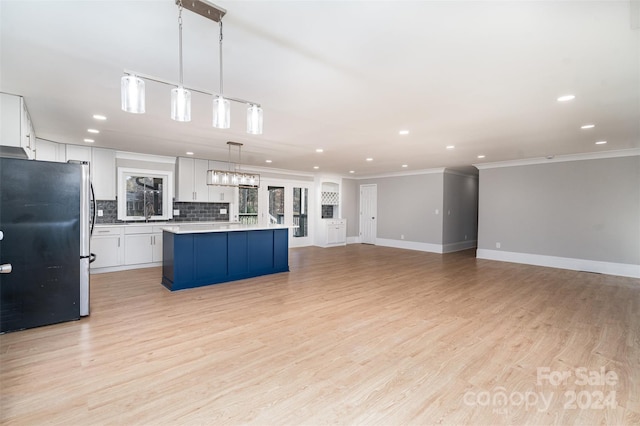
[162,228,289,291]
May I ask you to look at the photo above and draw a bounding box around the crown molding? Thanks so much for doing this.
[474,148,640,170]
[355,167,446,180]
[116,151,176,164]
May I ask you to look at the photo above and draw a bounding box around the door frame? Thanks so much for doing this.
[258,178,315,247]
[359,184,377,244]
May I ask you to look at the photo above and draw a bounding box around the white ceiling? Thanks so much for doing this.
[1,0,638,176]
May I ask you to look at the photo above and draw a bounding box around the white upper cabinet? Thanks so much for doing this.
[64,145,116,200]
[1,93,35,159]
[91,148,116,200]
[176,157,234,203]
[35,138,66,162]
[66,144,92,162]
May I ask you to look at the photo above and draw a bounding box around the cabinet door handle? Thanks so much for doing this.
[118,237,120,247]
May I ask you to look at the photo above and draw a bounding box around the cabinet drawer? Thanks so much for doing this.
[93,227,123,236]
[125,226,153,235]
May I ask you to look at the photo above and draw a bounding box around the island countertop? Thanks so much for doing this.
[161,223,292,234]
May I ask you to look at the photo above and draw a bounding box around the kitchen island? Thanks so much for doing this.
[161,224,290,291]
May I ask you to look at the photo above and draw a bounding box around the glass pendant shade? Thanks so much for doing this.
[121,75,145,113]
[213,95,231,129]
[171,87,191,122]
[247,104,263,134]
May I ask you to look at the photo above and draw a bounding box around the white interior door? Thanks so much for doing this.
[360,184,377,244]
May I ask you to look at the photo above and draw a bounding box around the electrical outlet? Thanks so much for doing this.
[435,209,439,215]
[220,208,227,215]
[400,234,405,240]
[496,242,501,249]
[97,209,103,217]
[173,209,180,216]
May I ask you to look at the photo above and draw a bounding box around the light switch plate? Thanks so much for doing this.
[97,209,104,217]
[220,208,227,215]
[173,209,180,216]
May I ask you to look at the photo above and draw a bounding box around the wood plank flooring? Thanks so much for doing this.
[1,245,639,425]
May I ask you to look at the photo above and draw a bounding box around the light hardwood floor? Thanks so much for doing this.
[1,245,639,425]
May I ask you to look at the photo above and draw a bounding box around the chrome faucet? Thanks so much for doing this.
[144,200,154,222]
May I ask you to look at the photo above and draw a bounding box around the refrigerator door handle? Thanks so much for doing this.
[0,263,12,274]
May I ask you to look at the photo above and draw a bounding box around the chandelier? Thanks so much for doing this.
[120,0,263,134]
[207,142,260,188]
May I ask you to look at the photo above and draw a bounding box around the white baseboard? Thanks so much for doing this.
[91,262,162,274]
[476,249,640,279]
[443,240,477,253]
[347,236,361,244]
[376,238,443,254]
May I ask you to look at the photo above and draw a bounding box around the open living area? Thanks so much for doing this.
[1,1,639,424]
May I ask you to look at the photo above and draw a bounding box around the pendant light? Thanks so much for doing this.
[207,142,260,188]
[213,20,230,129]
[171,1,191,122]
[247,104,263,134]
[121,0,262,134]
[121,74,145,114]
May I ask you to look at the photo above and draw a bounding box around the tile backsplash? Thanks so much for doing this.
[94,199,230,224]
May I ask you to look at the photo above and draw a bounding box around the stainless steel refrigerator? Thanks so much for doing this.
[0,157,93,333]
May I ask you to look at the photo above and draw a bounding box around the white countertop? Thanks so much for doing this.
[161,223,292,234]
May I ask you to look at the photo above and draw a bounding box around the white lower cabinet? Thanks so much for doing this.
[91,224,163,271]
[91,226,123,269]
[124,226,164,265]
[322,219,347,247]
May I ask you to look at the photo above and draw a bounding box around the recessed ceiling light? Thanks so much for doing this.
[349,170,355,174]
[581,124,595,129]
[265,159,272,163]
[87,128,99,134]
[315,148,324,153]
[399,130,409,135]
[595,141,607,145]
[557,94,575,102]
[83,138,94,143]
[402,164,408,168]
[446,145,455,150]
[477,155,486,159]
[366,158,373,162]
[92,114,107,120]
[186,151,194,155]
[313,166,319,169]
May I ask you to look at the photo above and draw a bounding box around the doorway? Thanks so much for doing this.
[257,180,313,247]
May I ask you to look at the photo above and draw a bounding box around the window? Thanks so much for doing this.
[268,186,285,224]
[239,187,258,224]
[117,168,173,221]
[293,187,308,237]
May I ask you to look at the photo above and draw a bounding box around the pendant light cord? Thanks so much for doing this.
[219,20,224,95]
[178,1,184,86]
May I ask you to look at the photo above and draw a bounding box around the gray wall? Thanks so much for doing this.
[478,156,640,264]
[358,173,444,244]
[443,171,479,245]
[341,178,359,237]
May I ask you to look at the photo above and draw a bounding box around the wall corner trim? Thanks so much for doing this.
[476,249,640,279]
